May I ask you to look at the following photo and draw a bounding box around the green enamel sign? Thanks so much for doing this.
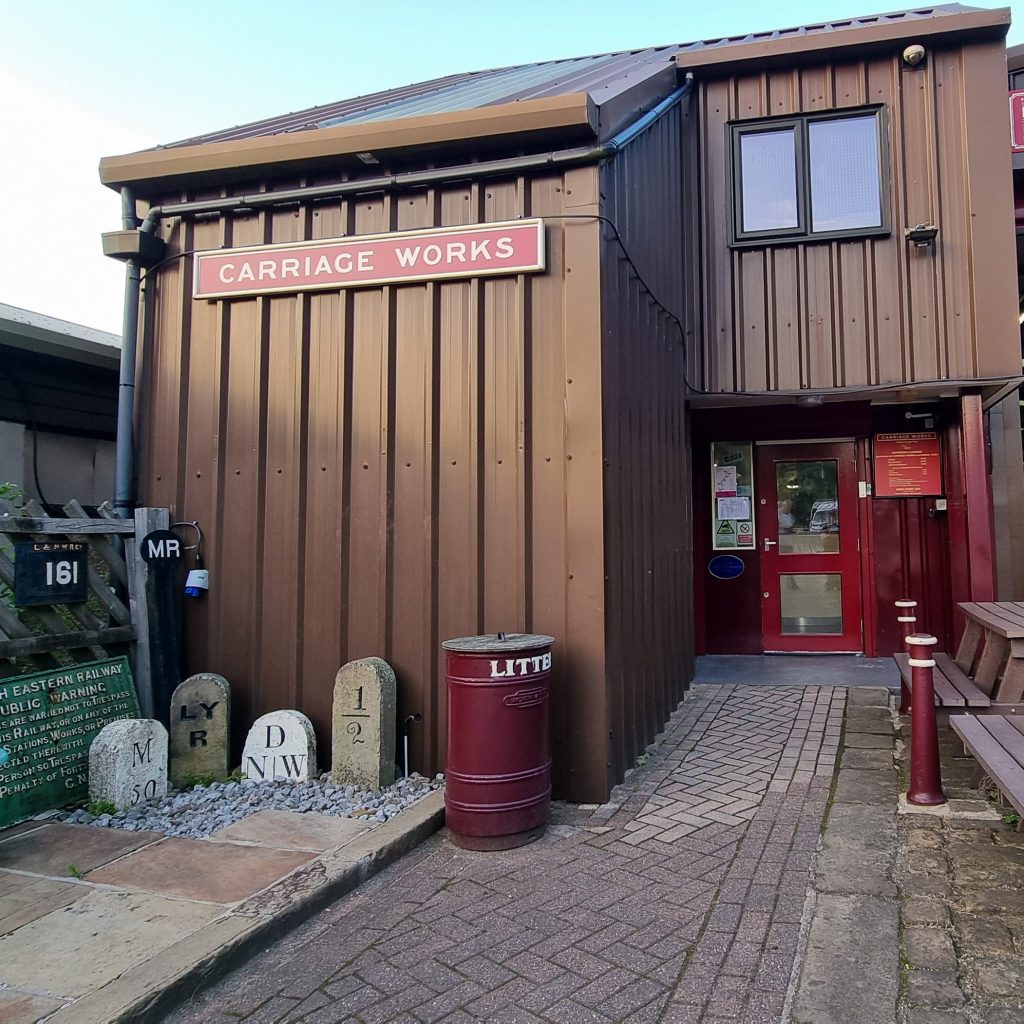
[0,657,141,827]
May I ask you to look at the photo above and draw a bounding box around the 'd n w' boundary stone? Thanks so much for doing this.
[332,658,396,790]
[89,720,168,810]
[242,711,316,782]
[169,673,231,786]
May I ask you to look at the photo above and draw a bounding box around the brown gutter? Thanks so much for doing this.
[99,93,599,191]
[674,6,1010,75]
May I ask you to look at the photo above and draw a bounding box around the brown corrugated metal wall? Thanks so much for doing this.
[689,40,1019,393]
[137,168,615,801]
[600,99,694,784]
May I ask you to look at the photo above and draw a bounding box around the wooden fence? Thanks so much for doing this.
[0,500,170,718]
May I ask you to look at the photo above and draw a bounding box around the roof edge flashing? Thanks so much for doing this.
[674,6,1010,74]
[99,93,599,191]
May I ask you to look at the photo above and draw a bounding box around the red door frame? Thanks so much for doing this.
[757,441,864,653]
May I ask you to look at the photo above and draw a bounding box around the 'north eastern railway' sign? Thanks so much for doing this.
[0,657,140,826]
[193,219,546,299]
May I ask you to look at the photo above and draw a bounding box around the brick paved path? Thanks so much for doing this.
[166,685,844,1024]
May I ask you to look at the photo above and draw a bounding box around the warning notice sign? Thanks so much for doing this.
[874,432,942,498]
[716,520,737,548]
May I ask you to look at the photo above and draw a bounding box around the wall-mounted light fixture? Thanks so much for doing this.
[795,394,823,408]
[905,224,938,248]
[902,43,927,68]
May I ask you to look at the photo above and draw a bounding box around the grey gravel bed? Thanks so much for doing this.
[55,772,444,839]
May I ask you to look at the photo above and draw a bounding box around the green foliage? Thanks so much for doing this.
[87,800,117,816]
[1001,811,1020,827]
[67,863,82,879]
[635,753,650,766]
[177,772,216,790]
[227,767,246,783]
[0,482,24,505]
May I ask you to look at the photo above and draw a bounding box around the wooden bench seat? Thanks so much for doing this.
[893,602,1024,719]
[894,651,990,720]
[950,714,1024,827]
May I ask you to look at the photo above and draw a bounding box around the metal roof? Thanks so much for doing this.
[0,303,121,368]
[164,47,677,149]
[160,5,991,150]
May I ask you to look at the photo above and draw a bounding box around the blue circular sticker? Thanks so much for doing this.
[708,555,745,580]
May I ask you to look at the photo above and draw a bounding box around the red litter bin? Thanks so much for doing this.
[442,632,554,851]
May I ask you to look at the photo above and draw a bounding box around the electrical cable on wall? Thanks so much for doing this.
[140,214,1021,404]
[0,360,50,508]
[542,212,1023,403]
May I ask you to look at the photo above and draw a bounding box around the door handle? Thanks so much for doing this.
[763,539,777,550]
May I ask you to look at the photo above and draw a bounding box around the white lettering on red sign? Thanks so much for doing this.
[194,220,545,299]
[488,653,552,678]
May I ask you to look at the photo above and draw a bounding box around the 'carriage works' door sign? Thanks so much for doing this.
[193,219,546,299]
[0,657,140,827]
[874,432,943,497]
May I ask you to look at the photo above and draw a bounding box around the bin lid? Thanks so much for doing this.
[442,633,555,653]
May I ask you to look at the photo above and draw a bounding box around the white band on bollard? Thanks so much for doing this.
[906,635,937,646]
[897,617,916,623]
[895,600,918,607]
[908,658,936,668]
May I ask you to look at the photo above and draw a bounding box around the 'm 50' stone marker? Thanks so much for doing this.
[0,657,140,826]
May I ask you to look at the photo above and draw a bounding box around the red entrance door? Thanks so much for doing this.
[757,442,863,653]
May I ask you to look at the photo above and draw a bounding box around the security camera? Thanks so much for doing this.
[903,44,926,67]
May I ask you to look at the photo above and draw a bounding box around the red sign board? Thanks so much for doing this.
[193,219,545,299]
[873,432,943,497]
[1011,91,1024,154]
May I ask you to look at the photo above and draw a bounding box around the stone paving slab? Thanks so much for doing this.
[208,808,373,851]
[162,685,846,1024]
[85,836,317,903]
[0,790,445,1024]
[0,872,88,931]
[0,988,67,1024]
[896,727,1024,1022]
[0,889,223,997]
[0,821,163,876]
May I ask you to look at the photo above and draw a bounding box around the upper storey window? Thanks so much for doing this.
[730,108,888,246]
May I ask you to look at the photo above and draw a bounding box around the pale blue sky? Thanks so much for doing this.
[1,1,1021,332]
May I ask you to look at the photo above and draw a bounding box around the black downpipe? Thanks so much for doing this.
[114,187,140,518]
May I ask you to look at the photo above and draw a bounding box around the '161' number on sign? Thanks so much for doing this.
[46,560,79,586]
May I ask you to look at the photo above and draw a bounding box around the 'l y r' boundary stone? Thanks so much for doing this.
[89,719,168,810]
[242,711,317,782]
[332,657,396,789]
[169,673,231,785]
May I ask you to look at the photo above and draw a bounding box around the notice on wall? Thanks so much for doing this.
[712,442,755,551]
[0,657,140,827]
[717,496,751,521]
[873,432,943,497]
[714,466,737,497]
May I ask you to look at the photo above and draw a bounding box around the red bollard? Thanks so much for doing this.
[896,598,918,714]
[906,633,946,806]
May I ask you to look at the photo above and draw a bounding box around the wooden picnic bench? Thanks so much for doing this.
[949,714,1024,829]
[893,601,1024,720]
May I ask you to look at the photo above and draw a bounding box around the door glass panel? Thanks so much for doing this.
[780,574,843,634]
[775,460,839,554]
